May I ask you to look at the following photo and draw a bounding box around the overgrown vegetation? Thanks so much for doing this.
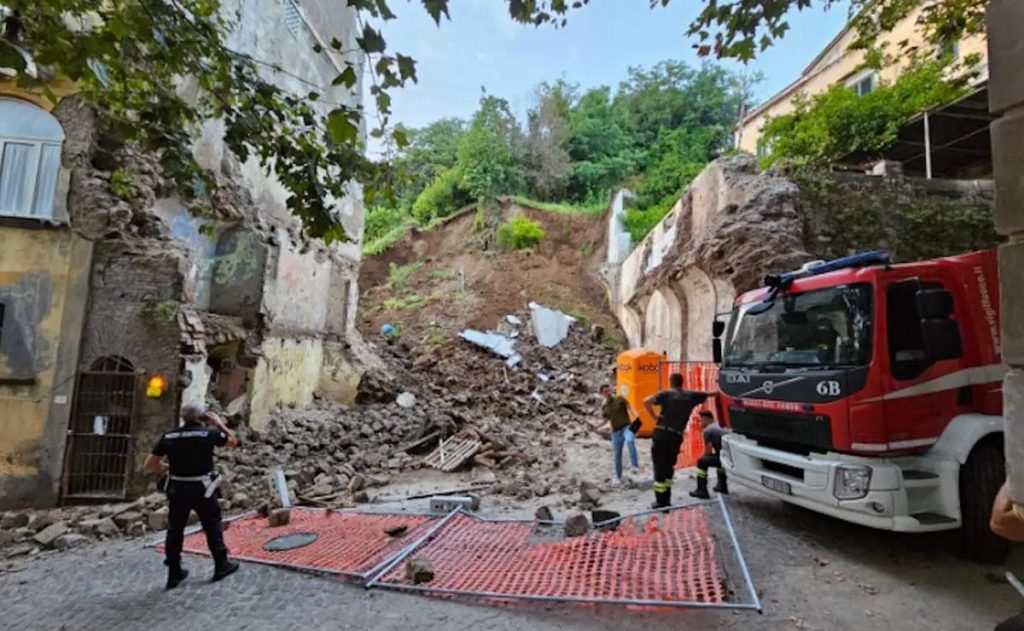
[385,261,422,290]
[760,58,976,168]
[363,61,756,254]
[497,216,546,251]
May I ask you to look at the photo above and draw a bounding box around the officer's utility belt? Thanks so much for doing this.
[166,472,221,498]
[655,425,684,436]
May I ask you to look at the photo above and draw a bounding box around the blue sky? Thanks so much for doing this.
[373,0,850,140]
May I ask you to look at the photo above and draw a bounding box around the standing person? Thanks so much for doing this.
[596,384,640,484]
[992,482,1024,631]
[643,373,710,509]
[690,410,730,499]
[144,404,241,589]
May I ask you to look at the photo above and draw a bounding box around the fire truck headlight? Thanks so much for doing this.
[834,465,872,500]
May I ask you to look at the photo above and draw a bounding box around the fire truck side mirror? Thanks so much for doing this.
[712,338,723,364]
[916,289,963,361]
[712,320,726,338]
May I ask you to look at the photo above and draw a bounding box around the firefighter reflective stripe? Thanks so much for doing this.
[696,469,708,478]
[653,480,673,492]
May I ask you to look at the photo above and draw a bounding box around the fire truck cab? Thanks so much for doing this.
[717,250,1007,562]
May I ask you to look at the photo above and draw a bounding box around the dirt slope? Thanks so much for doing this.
[358,199,621,343]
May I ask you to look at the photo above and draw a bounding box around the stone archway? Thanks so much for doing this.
[677,267,718,361]
[644,287,683,359]
[619,303,644,349]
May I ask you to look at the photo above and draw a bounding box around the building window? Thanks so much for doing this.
[847,71,877,97]
[939,39,960,61]
[0,98,64,219]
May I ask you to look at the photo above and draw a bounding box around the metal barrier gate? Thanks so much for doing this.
[62,357,139,500]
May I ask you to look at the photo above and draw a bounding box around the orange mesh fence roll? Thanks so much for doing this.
[176,509,439,577]
[375,507,725,605]
[658,362,720,468]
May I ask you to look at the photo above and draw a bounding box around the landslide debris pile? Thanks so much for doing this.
[0,310,616,563]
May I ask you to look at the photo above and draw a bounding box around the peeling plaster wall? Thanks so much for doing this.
[249,338,324,429]
[0,226,91,508]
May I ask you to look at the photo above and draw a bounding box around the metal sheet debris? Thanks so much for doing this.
[528,302,576,348]
[460,329,517,358]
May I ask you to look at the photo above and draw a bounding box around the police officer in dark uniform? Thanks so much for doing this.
[144,404,240,589]
[643,373,710,509]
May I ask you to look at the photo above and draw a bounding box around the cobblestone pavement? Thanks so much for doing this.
[1,486,1020,631]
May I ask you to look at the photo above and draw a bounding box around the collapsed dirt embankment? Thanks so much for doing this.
[1,200,629,563]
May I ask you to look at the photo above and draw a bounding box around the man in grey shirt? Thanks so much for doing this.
[690,410,730,499]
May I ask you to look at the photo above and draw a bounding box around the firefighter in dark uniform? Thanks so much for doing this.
[690,410,730,499]
[144,404,240,589]
[643,373,710,509]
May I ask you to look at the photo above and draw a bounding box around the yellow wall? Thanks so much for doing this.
[0,227,87,479]
[737,10,989,154]
[248,337,325,429]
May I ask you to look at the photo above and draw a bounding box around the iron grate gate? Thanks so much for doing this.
[62,367,139,501]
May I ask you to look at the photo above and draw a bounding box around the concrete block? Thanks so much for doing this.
[1005,370,1024,502]
[1000,242,1024,365]
[991,112,1024,236]
[987,0,1024,114]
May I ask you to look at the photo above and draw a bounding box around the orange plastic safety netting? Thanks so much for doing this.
[177,509,439,578]
[372,506,726,606]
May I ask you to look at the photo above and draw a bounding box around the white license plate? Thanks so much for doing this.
[761,475,792,495]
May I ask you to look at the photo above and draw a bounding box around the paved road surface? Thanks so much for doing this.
[1,485,1020,631]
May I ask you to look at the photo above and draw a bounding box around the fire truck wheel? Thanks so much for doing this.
[958,439,1009,564]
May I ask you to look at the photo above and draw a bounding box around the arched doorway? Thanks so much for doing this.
[644,288,683,359]
[62,356,140,501]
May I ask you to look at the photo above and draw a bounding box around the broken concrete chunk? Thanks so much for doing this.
[396,392,417,408]
[28,513,58,533]
[0,512,29,530]
[80,518,120,538]
[268,508,291,527]
[405,555,435,584]
[352,491,370,504]
[384,524,409,537]
[535,506,554,522]
[33,521,70,547]
[54,533,90,550]
[112,511,143,529]
[149,507,169,532]
[564,513,591,538]
[459,329,517,359]
[347,474,367,493]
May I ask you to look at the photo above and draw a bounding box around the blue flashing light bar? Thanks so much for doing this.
[764,250,890,289]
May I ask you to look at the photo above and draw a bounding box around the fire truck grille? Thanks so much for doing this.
[729,408,832,452]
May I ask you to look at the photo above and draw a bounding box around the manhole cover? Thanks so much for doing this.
[263,532,318,552]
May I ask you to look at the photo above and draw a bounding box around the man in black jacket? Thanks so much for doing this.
[643,373,710,509]
[144,404,241,589]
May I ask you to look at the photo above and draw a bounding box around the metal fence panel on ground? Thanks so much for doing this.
[178,508,440,578]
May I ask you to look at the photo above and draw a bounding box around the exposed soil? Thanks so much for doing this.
[358,199,621,342]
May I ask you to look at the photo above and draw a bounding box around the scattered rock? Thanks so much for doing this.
[578,481,602,508]
[149,507,169,532]
[405,556,435,584]
[352,491,370,504]
[112,511,143,530]
[396,392,416,408]
[80,518,120,538]
[33,522,70,548]
[564,513,590,538]
[384,524,409,537]
[54,533,90,551]
[268,508,291,527]
[0,513,29,530]
[231,492,251,509]
[348,474,367,493]
[27,513,58,533]
[535,506,554,522]
[4,543,35,559]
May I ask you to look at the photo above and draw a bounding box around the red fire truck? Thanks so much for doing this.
[715,250,1007,561]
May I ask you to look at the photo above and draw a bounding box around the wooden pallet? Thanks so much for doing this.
[422,437,482,472]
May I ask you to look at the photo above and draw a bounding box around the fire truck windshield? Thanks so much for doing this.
[723,283,872,369]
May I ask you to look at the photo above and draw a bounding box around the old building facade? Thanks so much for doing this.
[0,0,368,508]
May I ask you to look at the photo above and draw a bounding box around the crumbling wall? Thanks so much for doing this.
[0,226,91,509]
[609,155,998,361]
[794,168,998,261]
[611,156,808,359]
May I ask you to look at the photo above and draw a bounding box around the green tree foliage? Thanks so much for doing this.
[411,167,470,224]
[759,59,973,167]
[1,0,981,243]
[397,118,467,208]
[497,215,546,250]
[525,82,573,200]
[457,95,526,201]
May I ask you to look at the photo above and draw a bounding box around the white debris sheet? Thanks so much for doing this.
[459,329,522,366]
[528,302,577,348]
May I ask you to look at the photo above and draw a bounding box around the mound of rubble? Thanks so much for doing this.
[0,306,618,563]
